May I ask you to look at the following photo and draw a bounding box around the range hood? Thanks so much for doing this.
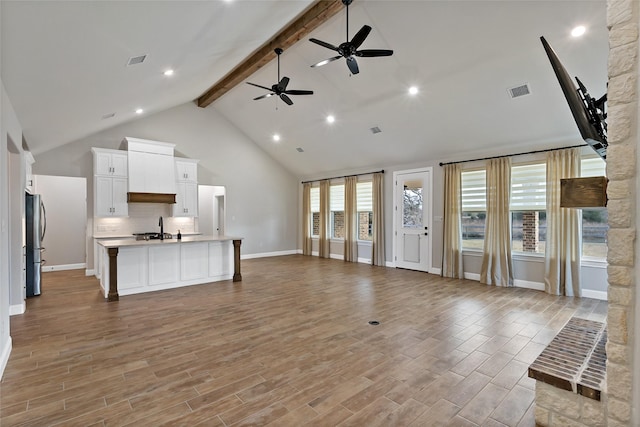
[123,137,177,204]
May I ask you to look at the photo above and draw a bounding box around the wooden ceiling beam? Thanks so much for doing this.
[196,0,344,108]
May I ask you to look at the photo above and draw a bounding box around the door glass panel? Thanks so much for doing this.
[403,180,423,228]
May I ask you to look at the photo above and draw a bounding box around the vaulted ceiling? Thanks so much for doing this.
[1,1,608,177]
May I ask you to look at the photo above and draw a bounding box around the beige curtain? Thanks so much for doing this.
[344,176,358,262]
[319,180,330,258]
[302,183,312,256]
[545,148,581,296]
[480,157,513,286]
[371,172,385,266]
[442,164,463,278]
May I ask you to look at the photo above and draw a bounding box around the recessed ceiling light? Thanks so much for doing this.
[571,26,586,37]
[273,134,281,142]
[409,86,419,95]
[326,115,335,123]
[163,69,174,76]
[135,108,144,114]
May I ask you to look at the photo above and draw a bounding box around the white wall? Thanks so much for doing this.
[33,101,299,268]
[33,175,87,270]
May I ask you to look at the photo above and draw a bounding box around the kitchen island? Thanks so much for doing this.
[97,236,242,301]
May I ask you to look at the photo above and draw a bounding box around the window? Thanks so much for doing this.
[510,163,546,254]
[357,181,373,241]
[581,157,608,259]
[310,187,319,237]
[330,184,345,239]
[461,170,486,250]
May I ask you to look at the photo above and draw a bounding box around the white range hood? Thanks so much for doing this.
[122,137,177,204]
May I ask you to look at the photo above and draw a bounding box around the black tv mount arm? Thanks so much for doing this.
[575,77,607,146]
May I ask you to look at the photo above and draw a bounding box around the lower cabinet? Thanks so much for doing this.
[99,240,233,297]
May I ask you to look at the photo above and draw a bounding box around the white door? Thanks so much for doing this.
[394,169,432,272]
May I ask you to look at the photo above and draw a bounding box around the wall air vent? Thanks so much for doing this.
[508,83,531,98]
[127,55,147,66]
[370,126,382,134]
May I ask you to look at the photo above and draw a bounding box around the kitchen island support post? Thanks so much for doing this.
[107,247,119,301]
[233,239,242,282]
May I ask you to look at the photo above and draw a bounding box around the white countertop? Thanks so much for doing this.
[98,235,242,248]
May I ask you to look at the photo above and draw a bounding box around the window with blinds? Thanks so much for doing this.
[510,163,546,211]
[581,156,606,177]
[330,184,345,239]
[461,170,486,250]
[310,187,319,237]
[357,181,373,241]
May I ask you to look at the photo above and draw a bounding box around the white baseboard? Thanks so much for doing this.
[241,250,298,260]
[9,302,25,316]
[582,289,608,300]
[42,263,86,272]
[430,267,441,276]
[296,249,303,254]
[514,279,545,291]
[0,336,12,380]
[85,269,95,276]
[385,261,395,268]
[464,272,481,281]
[357,257,371,264]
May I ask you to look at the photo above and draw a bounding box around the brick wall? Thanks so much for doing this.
[522,211,539,252]
[605,0,638,426]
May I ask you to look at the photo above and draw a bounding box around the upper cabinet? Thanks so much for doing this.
[93,148,128,177]
[175,158,198,183]
[123,137,176,195]
[25,151,35,194]
[173,159,199,217]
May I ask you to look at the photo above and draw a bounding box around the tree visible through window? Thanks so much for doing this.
[403,185,423,228]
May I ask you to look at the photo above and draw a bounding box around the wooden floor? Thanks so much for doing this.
[1,255,607,426]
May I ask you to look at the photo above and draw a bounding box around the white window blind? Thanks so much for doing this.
[357,182,373,211]
[581,157,606,177]
[310,187,320,212]
[330,184,344,211]
[510,163,546,211]
[461,170,486,211]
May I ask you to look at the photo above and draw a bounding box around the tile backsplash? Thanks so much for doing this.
[94,203,196,236]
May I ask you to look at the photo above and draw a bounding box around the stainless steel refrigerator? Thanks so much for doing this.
[26,192,46,297]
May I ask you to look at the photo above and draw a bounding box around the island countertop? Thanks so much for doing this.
[98,235,243,249]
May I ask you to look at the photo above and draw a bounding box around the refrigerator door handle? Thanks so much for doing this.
[40,199,47,241]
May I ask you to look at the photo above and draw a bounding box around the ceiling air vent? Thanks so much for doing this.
[127,55,147,66]
[508,83,531,99]
[101,112,116,120]
[296,147,304,153]
[370,126,382,134]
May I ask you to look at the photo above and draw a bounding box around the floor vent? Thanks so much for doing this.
[127,55,147,66]
[508,83,531,98]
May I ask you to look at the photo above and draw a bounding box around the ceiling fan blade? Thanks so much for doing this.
[356,49,394,57]
[277,76,290,92]
[280,94,293,105]
[311,55,342,68]
[247,82,273,91]
[285,90,314,95]
[350,25,372,49]
[253,93,274,101]
[346,56,359,75]
[309,38,339,52]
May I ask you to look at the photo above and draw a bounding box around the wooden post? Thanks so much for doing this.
[107,247,119,301]
[233,239,242,282]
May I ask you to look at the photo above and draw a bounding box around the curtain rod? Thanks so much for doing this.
[438,144,588,167]
[301,170,384,184]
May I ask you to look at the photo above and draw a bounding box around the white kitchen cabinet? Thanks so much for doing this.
[173,182,198,217]
[117,247,147,291]
[95,176,128,217]
[180,242,208,281]
[148,245,180,286]
[209,241,232,277]
[93,148,128,177]
[175,159,198,183]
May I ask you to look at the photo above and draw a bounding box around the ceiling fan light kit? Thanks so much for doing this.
[309,0,393,75]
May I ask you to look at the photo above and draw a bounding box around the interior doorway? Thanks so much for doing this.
[393,168,433,272]
[197,185,226,236]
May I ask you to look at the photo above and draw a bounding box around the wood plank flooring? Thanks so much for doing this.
[1,255,607,426]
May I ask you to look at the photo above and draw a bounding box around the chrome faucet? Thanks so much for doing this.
[159,216,164,240]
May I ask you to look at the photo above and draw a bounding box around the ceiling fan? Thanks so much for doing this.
[246,48,313,106]
[309,0,393,75]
